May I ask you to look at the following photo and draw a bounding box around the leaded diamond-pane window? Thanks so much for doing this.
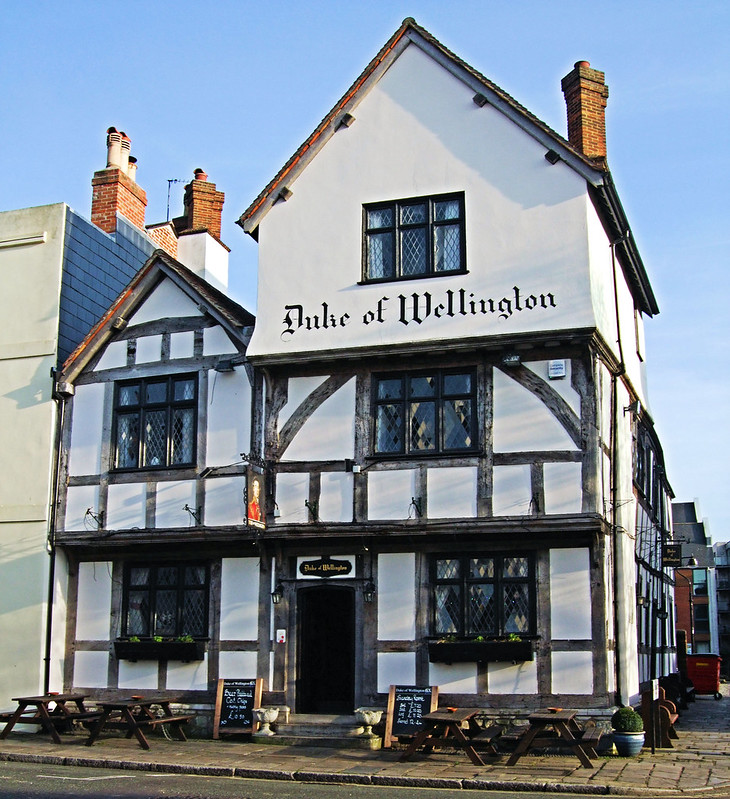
[373,370,477,456]
[364,193,465,282]
[113,375,197,470]
[122,563,209,639]
[432,554,534,638]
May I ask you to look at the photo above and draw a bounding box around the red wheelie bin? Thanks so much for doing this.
[685,654,723,699]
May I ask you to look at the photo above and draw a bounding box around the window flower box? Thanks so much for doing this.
[113,639,207,662]
[427,639,534,664]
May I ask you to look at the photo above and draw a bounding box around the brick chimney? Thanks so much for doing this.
[181,169,225,239]
[91,127,147,233]
[561,61,609,162]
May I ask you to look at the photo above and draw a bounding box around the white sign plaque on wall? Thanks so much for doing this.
[548,359,567,380]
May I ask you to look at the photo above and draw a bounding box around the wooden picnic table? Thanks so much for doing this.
[0,693,98,744]
[399,708,500,767]
[506,709,598,768]
[84,696,193,750]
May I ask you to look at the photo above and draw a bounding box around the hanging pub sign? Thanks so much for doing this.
[662,544,682,568]
[298,555,353,578]
[245,467,265,529]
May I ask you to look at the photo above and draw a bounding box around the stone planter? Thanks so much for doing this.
[113,639,206,662]
[612,731,645,756]
[355,707,383,737]
[428,640,533,663]
[253,707,279,736]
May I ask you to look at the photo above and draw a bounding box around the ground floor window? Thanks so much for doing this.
[122,563,209,638]
[432,554,534,637]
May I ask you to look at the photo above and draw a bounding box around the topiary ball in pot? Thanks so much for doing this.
[611,707,644,756]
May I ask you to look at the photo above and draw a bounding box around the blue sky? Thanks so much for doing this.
[3,0,728,536]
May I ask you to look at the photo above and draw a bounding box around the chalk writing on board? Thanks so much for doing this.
[214,678,262,737]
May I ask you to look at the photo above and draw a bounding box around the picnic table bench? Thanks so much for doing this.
[84,696,192,750]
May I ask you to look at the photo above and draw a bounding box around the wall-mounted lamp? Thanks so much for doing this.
[271,583,284,605]
[363,581,376,603]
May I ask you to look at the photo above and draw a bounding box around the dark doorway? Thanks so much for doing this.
[297,585,355,714]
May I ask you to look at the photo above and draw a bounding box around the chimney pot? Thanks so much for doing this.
[194,168,208,181]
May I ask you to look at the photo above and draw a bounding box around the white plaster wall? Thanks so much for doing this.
[525,360,580,416]
[155,480,197,528]
[118,660,158,690]
[167,656,209,691]
[249,43,595,360]
[207,368,251,467]
[76,561,112,640]
[219,650,258,678]
[170,330,194,360]
[280,377,356,461]
[94,340,126,371]
[203,325,238,356]
[205,477,245,527]
[377,652,416,694]
[550,548,592,640]
[73,651,109,688]
[551,651,593,695]
[106,482,146,529]
[487,660,538,694]
[64,485,100,531]
[368,469,416,520]
[177,231,229,293]
[492,464,531,516]
[275,473,309,523]
[543,462,582,515]
[378,553,415,640]
[427,466,477,518]
[318,472,353,522]
[493,369,578,453]
[135,334,162,363]
[49,549,69,692]
[429,662,478,694]
[67,383,105,477]
[220,558,259,640]
[130,279,202,325]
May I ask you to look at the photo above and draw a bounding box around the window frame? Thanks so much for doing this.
[121,562,210,639]
[372,368,478,457]
[112,373,198,472]
[362,192,466,284]
[431,554,536,639]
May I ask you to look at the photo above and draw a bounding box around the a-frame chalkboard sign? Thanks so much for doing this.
[213,678,263,738]
[383,684,438,747]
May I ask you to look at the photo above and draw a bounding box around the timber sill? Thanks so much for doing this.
[427,640,534,663]
[113,639,207,662]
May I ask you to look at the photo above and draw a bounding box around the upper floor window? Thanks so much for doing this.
[363,193,465,282]
[432,555,535,638]
[113,375,197,470]
[373,370,477,456]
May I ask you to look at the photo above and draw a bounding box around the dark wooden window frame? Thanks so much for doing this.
[112,373,198,471]
[361,192,467,284]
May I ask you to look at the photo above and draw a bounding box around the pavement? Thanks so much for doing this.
[1,687,728,797]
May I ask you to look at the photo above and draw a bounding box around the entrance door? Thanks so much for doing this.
[297,585,355,714]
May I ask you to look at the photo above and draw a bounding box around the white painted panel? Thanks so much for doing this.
[94,340,126,371]
[106,482,145,529]
[118,660,158,690]
[551,651,593,695]
[170,331,194,360]
[550,548,592,640]
[135,335,162,363]
[377,652,416,694]
[166,655,209,691]
[155,480,196,528]
[319,472,353,522]
[68,383,104,476]
[492,465,531,516]
[205,477,245,527]
[543,462,582,515]
[220,558,259,640]
[219,650,258,678]
[73,651,109,688]
[203,325,238,356]
[493,369,577,452]
[177,232,229,293]
[283,378,356,461]
[487,660,538,694]
[279,377,325,426]
[368,469,416,520]
[207,368,251,466]
[378,553,415,640]
[525,360,580,415]
[275,473,309,524]
[428,662,478,694]
[64,485,99,531]
[131,279,202,324]
[76,561,112,640]
[427,466,477,518]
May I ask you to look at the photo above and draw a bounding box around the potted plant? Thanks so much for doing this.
[611,706,645,756]
[428,633,534,663]
[113,635,207,662]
